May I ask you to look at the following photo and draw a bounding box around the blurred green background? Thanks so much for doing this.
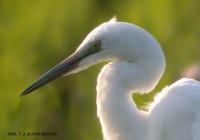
[1,0,200,139]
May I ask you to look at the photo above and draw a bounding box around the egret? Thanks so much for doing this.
[21,18,200,140]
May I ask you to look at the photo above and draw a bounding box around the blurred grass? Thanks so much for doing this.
[0,0,200,140]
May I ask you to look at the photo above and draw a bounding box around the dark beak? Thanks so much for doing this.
[20,51,83,97]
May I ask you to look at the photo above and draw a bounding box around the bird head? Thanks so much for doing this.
[21,18,165,96]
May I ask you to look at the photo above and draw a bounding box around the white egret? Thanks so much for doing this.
[21,18,200,140]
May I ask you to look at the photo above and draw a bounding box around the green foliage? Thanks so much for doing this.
[0,0,200,139]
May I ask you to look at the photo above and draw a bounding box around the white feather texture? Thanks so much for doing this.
[70,19,200,140]
[20,17,200,140]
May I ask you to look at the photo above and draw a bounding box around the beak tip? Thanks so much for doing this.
[20,87,33,97]
[19,92,26,97]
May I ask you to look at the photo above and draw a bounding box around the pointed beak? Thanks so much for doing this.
[20,51,84,97]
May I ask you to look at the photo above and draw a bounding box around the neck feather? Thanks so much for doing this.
[96,61,149,140]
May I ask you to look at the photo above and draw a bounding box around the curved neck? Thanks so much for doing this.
[96,62,149,140]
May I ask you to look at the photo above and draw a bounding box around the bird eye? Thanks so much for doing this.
[93,41,102,51]
[85,41,102,57]
[94,41,101,48]
[94,43,98,47]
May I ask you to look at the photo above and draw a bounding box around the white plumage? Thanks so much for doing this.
[21,18,200,140]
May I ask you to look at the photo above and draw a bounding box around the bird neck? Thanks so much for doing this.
[96,61,149,140]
